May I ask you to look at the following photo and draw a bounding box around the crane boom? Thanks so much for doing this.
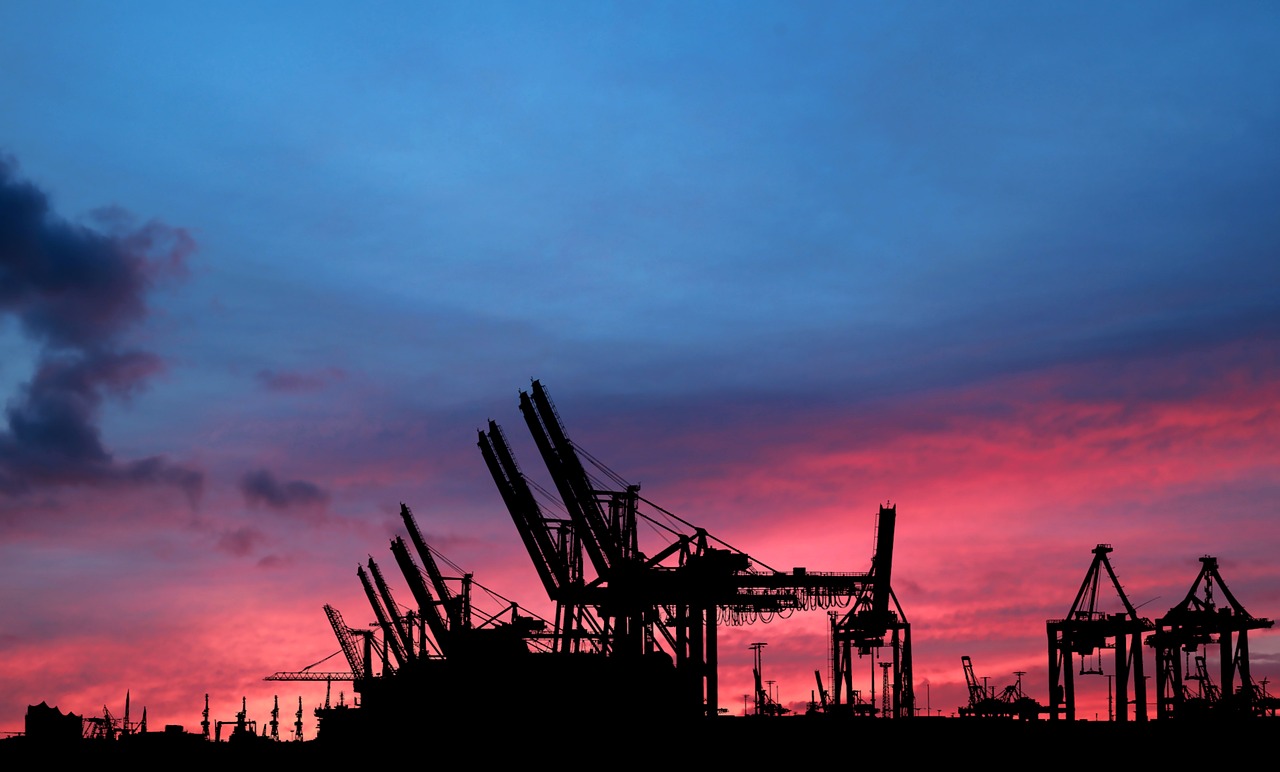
[871,504,896,622]
[399,504,463,629]
[357,563,407,669]
[324,605,368,681]
[264,671,355,682]
[478,422,569,595]
[520,382,616,576]
[369,558,414,659]
[390,535,451,656]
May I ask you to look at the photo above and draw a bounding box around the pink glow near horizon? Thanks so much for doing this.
[3,343,1278,731]
[624,348,1280,717]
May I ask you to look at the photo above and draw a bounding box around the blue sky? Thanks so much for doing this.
[4,3,1276,403]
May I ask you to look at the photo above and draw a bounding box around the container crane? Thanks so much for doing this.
[479,380,903,718]
[1047,544,1152,722]
[1149,555,1274,718]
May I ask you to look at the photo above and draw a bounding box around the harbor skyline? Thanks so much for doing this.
[2,2,1278,732]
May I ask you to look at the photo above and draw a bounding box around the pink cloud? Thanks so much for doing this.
[4,340,1277,730]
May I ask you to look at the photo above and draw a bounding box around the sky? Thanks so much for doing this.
[2,1,1279,733]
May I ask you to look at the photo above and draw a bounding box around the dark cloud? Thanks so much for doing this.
[240,468,329,513]
[255,367,345,393]
[256,554,290,569]
[216,526,265,557]
[0,167,189,349]
[0,157,202,503]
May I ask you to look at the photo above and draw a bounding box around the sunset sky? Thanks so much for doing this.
[2,2,1278,733]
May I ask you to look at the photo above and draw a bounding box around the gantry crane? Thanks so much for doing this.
[1047,544,1153,721]
[478,380,905,718]
[307,380,909,726]
[829,504,913,718]
[1149,555,1275,719]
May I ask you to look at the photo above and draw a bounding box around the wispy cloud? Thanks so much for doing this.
[255,367,345,394]
[239,468,329,515]
[216,525,266,557]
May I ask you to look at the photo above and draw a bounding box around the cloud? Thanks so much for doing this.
[256,553,290,569]
[255,367,345,394]
[0,157,202,503]
[216,526,266,557]
[239,468,329,513]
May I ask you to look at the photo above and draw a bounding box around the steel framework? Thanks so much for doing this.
[1047,544,1152,721]
[1149,555,1275,719]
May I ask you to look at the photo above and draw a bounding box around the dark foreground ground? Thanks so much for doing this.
[3,715,1275,765]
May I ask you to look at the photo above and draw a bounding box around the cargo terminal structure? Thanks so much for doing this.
[297,380,1280,736]
[11,382,1279,755]
[310,380,912,732]
[256,379,1280,740]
